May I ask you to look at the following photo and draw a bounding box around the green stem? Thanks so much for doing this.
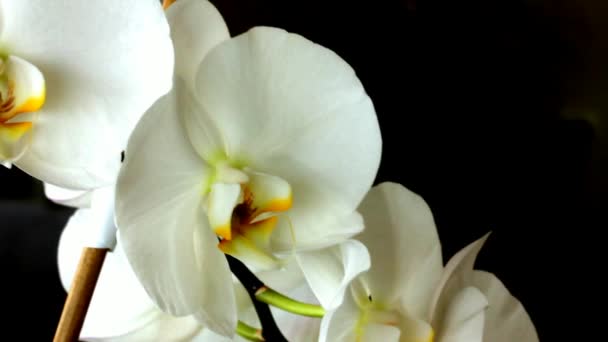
[236,321,264,341]
[255,286,325,318]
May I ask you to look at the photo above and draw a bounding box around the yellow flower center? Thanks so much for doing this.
[0,54,45,162]
[202,162,292,270]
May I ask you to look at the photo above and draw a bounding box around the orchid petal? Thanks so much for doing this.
[319,289,360,342]
[256,257,308,293]
[470,271,539,342]
[108,314,207,342]
[166,0,229,90]
[429,234,489,324]
[2,0,173,189]
[362,324,401,342]
[192,26,381,251]
[43,183,92,208]
[218,232,280,272]
[245,170,292,217]
[398,315,435,342]
[0,121,31,162]
[240,216,279,251]
[357,182,443,318]
[297,239,370,310]
[272,209,365,253]
[274,313,321,342]
[115,82,236,337]
[321,288,404,342]
[428,234,537,342]
[189,329,234,342]
[435,287,487,342]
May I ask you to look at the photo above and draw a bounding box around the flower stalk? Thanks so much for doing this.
[255,287,325,318]
[236,321,264,342]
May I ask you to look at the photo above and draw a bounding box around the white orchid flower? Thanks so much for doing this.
[58,201,320,341]
[0,0,173,189]
[115,0,381,337]
[319,182,539,342]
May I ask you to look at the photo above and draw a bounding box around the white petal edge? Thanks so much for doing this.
[429,233,490,324]
[166,0,229,90]
[297,239,371,310]
[106,314,208,342]
[44,182,92,208]
[272,209,365,253]
[435,286,487,342]
[319,288,360,342]
[470,271,539,342]
[357,182,444,318]
[256,257,307,294]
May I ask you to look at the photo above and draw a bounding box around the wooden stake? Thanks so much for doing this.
[53,247,108,342]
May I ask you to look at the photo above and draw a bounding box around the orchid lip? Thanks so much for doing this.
[0,55,46,123]
[0,54,46,162]
[203,162,293,268]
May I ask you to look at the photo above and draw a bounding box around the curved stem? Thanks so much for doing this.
[236,321,264,341]
[256,287,325,318]
[226,255,287,341]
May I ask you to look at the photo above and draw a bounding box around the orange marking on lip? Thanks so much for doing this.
[162,0,176,10]
[1,85,45,123]
[217,234,254,255]
[214,224,232,241]
[15,89,45,114]
[261,196,292,213]
[247,216,278,235]
[1,121,33,141]
[240,216,278,249]
[217,239,232,254]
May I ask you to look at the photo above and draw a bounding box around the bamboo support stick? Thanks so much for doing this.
[53,247,108,342]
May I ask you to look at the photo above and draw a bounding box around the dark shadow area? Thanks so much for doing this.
[0,184,74,340]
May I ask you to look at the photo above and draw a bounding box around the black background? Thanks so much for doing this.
[1,0,606,340]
